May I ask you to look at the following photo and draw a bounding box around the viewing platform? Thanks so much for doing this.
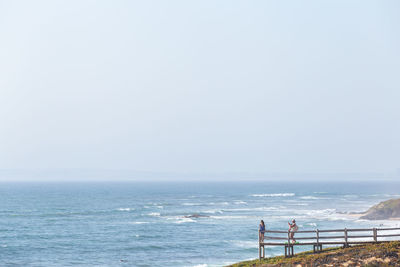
[259,227,400,258]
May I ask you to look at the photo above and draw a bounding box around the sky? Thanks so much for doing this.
[0,1,399,180]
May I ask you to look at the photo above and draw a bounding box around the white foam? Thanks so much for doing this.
[203,209,223,214]
[117,208,133,211]
[251,193,295,197]
[192,264,207,267]
[131,221,149,224]
[304,208,336,215]
[223,207,280,212]
[182,203,202,206]
[175,217,196,224]
[234,201,247,205]
[299,196,319,200]
[344,195,359,198]
[288,208,347,221]
[301,208,358,221]
[210,215,253,220]
[147,212,160,217]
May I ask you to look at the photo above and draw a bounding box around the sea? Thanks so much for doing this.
[0,181,399,267]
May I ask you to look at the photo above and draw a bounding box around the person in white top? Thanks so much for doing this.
[288,219,298,244]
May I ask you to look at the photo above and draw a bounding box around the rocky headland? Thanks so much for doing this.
[360,198,400,220]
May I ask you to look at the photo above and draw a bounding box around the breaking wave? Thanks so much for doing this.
[251,193,295,197]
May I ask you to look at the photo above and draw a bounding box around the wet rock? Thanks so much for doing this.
[183,213,209,218]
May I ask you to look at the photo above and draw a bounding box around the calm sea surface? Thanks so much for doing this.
[0,181,399,266]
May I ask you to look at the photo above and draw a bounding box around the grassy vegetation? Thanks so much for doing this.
[227,241,400,267]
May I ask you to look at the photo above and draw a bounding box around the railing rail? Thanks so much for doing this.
[258,227,400,259]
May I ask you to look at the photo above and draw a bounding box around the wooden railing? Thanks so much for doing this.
[258,227,400,258]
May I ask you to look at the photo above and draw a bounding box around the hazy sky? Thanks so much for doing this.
[0,1,399,177]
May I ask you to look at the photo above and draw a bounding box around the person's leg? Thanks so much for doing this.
[291,232,297,243]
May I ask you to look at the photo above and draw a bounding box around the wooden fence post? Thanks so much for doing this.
[263,243,265,258]
[373,228,377,242]
[287,230,291,257]
[344,228,348,248]
[259,230,261,260]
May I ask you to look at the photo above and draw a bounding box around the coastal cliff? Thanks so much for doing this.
[360,198,400,220]
[228,241,400,267]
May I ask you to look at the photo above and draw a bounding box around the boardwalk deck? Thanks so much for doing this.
[258,227,400,258]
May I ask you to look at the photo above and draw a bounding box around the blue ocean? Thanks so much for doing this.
[0,181,399,266]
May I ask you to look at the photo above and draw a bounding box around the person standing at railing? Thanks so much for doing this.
[288,219,298,244]
[259,220,265,242]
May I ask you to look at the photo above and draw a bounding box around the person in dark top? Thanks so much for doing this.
[259,220,265,242]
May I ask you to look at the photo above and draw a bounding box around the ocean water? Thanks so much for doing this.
[0,181,399,267]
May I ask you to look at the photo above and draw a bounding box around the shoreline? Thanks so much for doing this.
[340,213,400,221]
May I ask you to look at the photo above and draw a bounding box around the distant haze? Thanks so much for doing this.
[0,1,399,181]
